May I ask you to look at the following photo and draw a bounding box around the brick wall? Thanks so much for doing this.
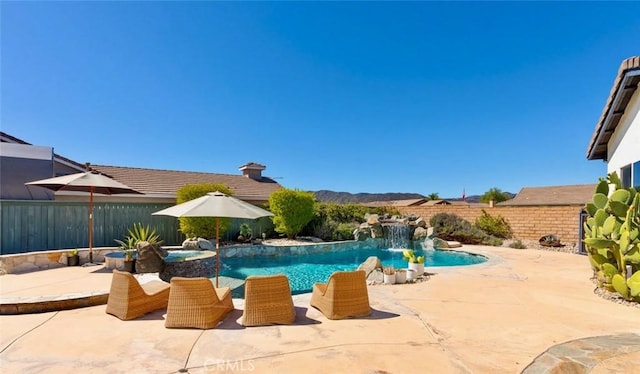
[396,205,584,245]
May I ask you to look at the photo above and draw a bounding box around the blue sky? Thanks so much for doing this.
[2,2,639,198]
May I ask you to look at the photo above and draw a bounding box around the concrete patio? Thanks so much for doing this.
[0,245,638,373]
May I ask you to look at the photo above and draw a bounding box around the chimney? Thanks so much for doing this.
[239,162,266,180]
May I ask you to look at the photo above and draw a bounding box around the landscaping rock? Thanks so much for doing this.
[357,256,382,278]
[182,237,215,250]
[197,238,215,250]
[433,238,449,248]
[136,242,168,273]
[413,227,429,240]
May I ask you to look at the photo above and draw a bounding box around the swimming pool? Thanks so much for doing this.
[219,247,485,296]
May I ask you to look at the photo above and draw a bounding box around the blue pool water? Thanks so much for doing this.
[219,247,485,296]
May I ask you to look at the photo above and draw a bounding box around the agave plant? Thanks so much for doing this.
[114,223,163,260]
[114,236,137,250]
[122,223,163,246]
[402,249,424,264]
[583,172,640,302]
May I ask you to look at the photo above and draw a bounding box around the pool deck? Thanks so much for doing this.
[0,245,638,373]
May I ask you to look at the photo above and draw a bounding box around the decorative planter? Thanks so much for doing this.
[406,269,417,281]
[67,255,79,266]
[408,262,424,276]
[123,260,136,273]
[395,269,407,284]
[383,273,396,285]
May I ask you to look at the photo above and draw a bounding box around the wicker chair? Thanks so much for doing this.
[241,274,295,326]
[165,277,234,329]
[105,269,170,320]
[310,270,371,320]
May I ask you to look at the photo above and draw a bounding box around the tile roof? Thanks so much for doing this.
[587,56,640,160]
[498,184,596,206]
[89,164,283,202]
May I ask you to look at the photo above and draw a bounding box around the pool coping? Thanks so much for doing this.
[0,242,487,315]
[0,290,109,315]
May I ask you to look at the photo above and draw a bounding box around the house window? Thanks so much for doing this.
[634,161,640,189]
[621,164,632,188]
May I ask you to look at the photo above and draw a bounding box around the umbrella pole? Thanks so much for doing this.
[215,217,220,287]
[89,186,94,264]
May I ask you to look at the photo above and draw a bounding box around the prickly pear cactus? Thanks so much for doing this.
[583,172,640,303]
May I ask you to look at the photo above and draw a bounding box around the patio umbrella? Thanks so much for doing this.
[152,191,274,286]
[25,170,143,264]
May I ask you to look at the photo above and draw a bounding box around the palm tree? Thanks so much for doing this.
[480,188,510,203]
[427,192,440,200]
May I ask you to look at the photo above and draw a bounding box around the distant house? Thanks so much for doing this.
[498,184,596,206]
[0,132,85,200]
[0,131,282,204]
[587,56,640,188]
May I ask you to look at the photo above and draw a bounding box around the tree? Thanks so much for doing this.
[269,189,315,239]
[480,187,511,204]
[427,192,440,200]
[176,183,233,238]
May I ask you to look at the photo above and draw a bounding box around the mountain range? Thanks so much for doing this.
[310,190,512,204]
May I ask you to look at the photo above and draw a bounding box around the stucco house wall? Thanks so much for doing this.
[587,56,640,188]
[606,86,639,176]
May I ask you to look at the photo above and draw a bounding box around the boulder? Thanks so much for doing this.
[353,227,371,241]
[427,227,434,237]
[136,241,168,273]
[182,238,199,250]
[365,214,380,225]
[370,222,384,238]
[432,237,450,248]
[197,238,215,250]
[357,256,383,279]
[182,237,215,250]
[413,226,429,240]
[414,217,426,228]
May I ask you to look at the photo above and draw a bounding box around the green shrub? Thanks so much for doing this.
[429,213,502,246]
[480,187,511,203]
[321,203,369,223]
[474,210,512,238]
[333,222,357,241]
[300,202,400,241]
[115,222,163,248]
[269,189,315,239]
[307,219,337,241]
[509,239,527,249]
[176,183,233,238]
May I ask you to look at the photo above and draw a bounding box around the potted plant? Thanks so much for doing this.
[115,236,137,273]
[395,268,407,284]
[383,265,396,285]
[123,249,136,273]
[406,268,417,281]
[114,223,162,273]
[67,249,79,266]
[402,249,425,276]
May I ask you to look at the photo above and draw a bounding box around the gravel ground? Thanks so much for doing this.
[591,278,640,309]
[501,239,579,253]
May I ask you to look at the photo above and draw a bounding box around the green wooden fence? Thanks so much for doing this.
[0,200,274,255]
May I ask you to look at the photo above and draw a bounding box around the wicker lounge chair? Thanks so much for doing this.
[241,274,295,326]
[165,277,234,329]
[105,269,170,320]
[310,270,371,319]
